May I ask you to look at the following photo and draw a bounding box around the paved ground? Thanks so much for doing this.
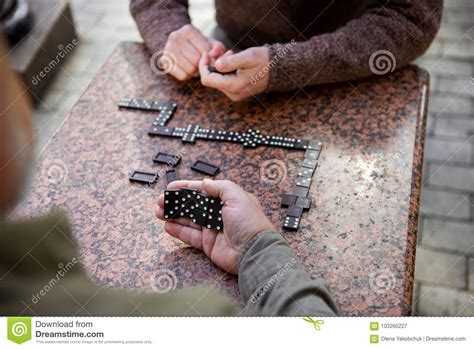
[412,0,474,316]
[29,0,473,315]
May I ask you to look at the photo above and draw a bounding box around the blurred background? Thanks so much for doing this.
[3,0,473,315]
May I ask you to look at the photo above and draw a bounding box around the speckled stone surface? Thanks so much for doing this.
[15,42,429,316]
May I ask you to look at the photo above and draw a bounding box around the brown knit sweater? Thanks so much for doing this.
[130,0,442,92]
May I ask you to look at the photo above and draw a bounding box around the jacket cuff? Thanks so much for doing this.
[265,37,331,92]
[130,0,191,55]
[238,231,299,304]
[265,41,302,92]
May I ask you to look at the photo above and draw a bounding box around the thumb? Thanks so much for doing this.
[202,179,236,203]
[215,49,254,72]
[209,40,225,58]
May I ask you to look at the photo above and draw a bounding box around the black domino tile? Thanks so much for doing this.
[195,133,211,140]
[243,141,258,148]
[117,98,131,108]
[177,190,211,216]
[293,185,309,197]
[153,152,181,166]
[191,192,211,211]
[205,212,223,230]
[176,191,199,220]
[295,197,312,210]
[182,133,196,143]
[302,158,318,170]
[206,197,224,230]
[179,189,199,207]
[157,101,177,113]
[151,117,168,127]
[207,197,224,217]
[148,126,175,136]
[190,208,208,226]
[308,140,322,150]
[164,190,185,219]
[171,129,185,138]
[293,140,310,150]
[118,98,178,113]
[283,216,300,231]
[129,171,157,185]
[206,198,223,230]
[287,205,303,218]
[118,98,154,111]
[304,149,320,160]
[191,160,220,177]
[181,188,198,199]
[296,176,311,188]
[297,166,315,178]
[281,194,297,207]
[165,169,179,185]
[181,124,200,143]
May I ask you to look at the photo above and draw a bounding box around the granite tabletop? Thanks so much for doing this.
[15,42,429,316]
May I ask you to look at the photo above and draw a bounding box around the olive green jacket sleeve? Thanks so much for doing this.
[238,231,339,316]
[0,212,237,316]
[1,212,338,316]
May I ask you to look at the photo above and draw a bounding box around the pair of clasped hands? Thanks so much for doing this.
[159,24,270,101]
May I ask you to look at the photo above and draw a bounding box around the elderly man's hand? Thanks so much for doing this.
[198,47,270,101]
[159,24,225,81]
[155,179,275,274]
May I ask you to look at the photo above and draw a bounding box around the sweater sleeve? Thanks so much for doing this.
[266,0,442,92]
[238,231,339,316]
[130,0,191,54]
